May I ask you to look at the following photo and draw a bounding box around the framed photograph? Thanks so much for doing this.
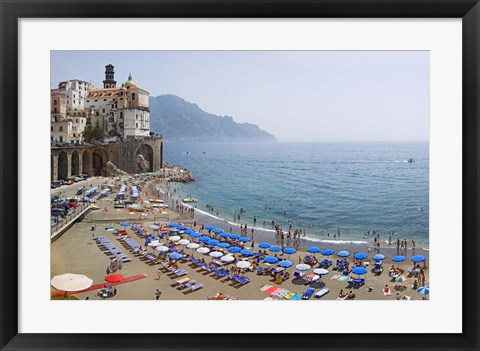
[1,0,478,350]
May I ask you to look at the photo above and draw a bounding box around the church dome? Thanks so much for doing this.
[125,73,136,86]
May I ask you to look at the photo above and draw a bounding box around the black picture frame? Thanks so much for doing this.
[1,0,478,350]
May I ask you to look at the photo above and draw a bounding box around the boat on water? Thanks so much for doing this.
[407,158,415,163]
[183,197,198,203]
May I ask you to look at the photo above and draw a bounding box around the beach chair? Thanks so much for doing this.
[353,278,365,288]
[293,271,304,279]
[314,288,330,299]
[302,288,315,300]
[190,283,204,292]
[239,277,250,285]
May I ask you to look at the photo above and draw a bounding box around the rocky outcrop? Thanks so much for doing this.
[105,161,129,177]
[136,154,150,173]
[155,166,194,183]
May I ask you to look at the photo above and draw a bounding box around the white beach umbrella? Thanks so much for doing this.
[221,255,235,263]
[236,261,251,269]
[295,264,311,271]
[148,241,161,247]
[187,243,200,249]
[156,246,169,252]
[313,268,329,276]
[51,273,93,292]
[197,247,210,254]
[209,251,224,258]
[169,235,181,242]
[178,239,190,245]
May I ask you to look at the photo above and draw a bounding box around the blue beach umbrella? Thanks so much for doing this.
[278,260,293,268]
[354,252,367,260]
[322,249,334,256]
[168,222,179,227]
[307,247,320,253]
[283,248,296,255]
[205,225,215,230]
[120,222,131,227]
[264,256,279,264]
[177,225,188,230]
[338,250,350,257]
[212,228,224,234]
[228,246,242,253]
[229,234,241,240]
[259,242,271,249]
[199,236,210,242]
[190,232,201,238]
[392,255,406,263]
[373,254,386,261]
[207,239,219,246]
[240,249,253,256]
[269,246,282,253]
[184,229,195,235]
[217,242,231,248]
[352,267,367,275]
[411,255,426,263]
[239,237,250,242]
[219,232,231,238]
[169,253,182,260]
[417,286,430,295]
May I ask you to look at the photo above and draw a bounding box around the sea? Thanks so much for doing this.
[162,142,429,250]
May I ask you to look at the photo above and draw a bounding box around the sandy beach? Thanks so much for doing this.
[51,177,429,301]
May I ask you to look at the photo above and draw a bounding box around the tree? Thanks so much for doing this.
[92,121,104,141]
[82,125,94,143]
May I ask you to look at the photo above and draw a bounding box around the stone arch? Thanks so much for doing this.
[82,149,92,175]
[58,151,68,180]
[92,148,108,176]
[71,150,80,176]
[135,143,153,173]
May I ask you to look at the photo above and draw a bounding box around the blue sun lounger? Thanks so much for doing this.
[302,288,315,300]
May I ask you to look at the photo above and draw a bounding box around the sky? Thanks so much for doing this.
[51,51,429,142]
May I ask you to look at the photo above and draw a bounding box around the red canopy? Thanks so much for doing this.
[105,274,124,283]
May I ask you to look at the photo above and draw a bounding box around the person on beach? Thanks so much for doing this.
[338,290,347,298]
[347,291,356,299]
[155,289,162,300]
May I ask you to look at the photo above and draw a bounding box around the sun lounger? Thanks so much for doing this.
[190,283,204,292]
[302,288,315,300]
[290,294,303,300]
[320,259,332,268]
[314,288,330,299]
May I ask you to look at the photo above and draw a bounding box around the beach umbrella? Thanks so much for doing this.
[221,255,235,263]
[313,268,329,276]
[169,252,182,260]
[149,224,160,230]
[296,264,311,271]
[278,260,293,268]
[187,243,200,249]
[196,247,210,254]
[240,249,253,256]
[199,236,210,242]
[51,273,93,292]
[184,229,195,235]
[269,246,282,253]
[392,255,406,263]
[168,222,179,227]
[264,256,279,264]
[156,246,169,252]
[338,250,350,257]
[120,222,131,227]
[411,255,426,263]
[212,228,224,234]
[177,225,188,230]
[307,247,320,253]
[205,225,216,230]
[178,239,190,245]
[239,237,251,242]
[352,267,367,275]
[148,241,161,247]
[190,232,202,238]
[209,251,224,258]
[169,227,179,232]
[373,254,386,261]
[284,247,296,255]
[219,232,231,238]
[354,252,367,260]
[259,242,271,249]
[105,273,124,283]
[396,276,409,282]
[169,235,181,242]
[417,286,430,295]
[228,246,242,253]
[217,242,231,248]
[207,239,220,246]
[229,234,241,240]
[236,261,251,269]
[322,249,334,256]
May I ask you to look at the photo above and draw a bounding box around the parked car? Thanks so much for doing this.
[51,183,57,189]
[66,179,74,185]
[81,174,89,180]
[74,176,83,182]
[59,179,66,186]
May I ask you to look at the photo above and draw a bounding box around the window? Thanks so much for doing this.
[94,99,98,102]
[103,99,107,101]
[53,99,58,105]
[59,136,63,142]
[51,126,53,132]
[136,123,138,128]
[120,98,123,100]
[59,126,63,132]
[120,112,123,119]
[86,100,90,102]
[54,107,58,113]
[132,93,136,100]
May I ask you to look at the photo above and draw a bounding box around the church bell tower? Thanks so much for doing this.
[103,64,117,88]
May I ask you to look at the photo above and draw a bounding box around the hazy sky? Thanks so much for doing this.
[51,51,429,142]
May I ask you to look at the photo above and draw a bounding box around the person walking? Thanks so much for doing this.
[155,289,162,300]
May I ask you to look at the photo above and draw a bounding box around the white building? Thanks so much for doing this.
[52,79,90,111]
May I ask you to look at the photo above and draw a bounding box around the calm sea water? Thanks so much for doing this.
[163,142,429,248]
